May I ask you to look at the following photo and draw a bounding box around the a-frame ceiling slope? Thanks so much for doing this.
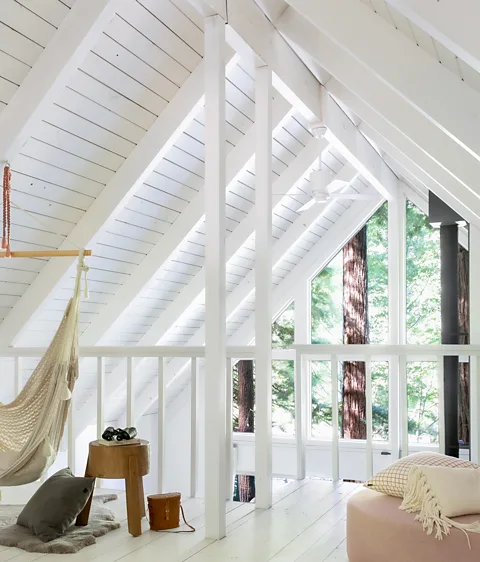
[0,0,477,422]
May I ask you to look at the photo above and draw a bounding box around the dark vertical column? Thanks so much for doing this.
[440,224,459,458]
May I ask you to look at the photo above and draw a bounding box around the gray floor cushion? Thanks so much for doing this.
[0,495,120,554]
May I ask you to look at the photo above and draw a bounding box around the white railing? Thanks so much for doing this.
[294,344,480,483]
[3,344,478,496]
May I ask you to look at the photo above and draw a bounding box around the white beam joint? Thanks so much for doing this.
[255,64,273,510]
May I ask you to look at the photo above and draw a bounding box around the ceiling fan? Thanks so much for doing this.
[297,165,372,213]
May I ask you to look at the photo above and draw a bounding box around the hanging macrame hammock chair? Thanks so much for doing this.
[0,164,89,486]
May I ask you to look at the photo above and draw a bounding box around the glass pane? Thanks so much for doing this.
[272,360,295,436]
[407,361,439,444]
[311,360,335,439]
[406,201,440,345]
[372,361,389,441]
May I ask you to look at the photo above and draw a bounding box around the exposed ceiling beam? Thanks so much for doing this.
[275,7,480,226]
[385,0,480,75]
[79,92,291,346]
[0,56,217,346]
[131,194,384,421]
[0,0,120,164]
[327,79,480,228]
[132,136,320,347]
[285,0,480,162]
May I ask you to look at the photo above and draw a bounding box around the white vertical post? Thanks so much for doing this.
[294,282,310,344]
[126,357,134,428]
[190,358,197,498]
[225,357,233,500]
[204,14,227,540]
[14,357,21,397]
[331,356,339,481]
[388,190,406,461]
[295,350,306,479]
[96,357,104,440]
[437,357,445,454]
[68,393,75,473]
[399,355,408,457]
[470,224,480,463]
[157,357,165,493]
[255,63,273,511]
[365,359,373,479]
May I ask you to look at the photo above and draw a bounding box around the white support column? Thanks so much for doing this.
[225,357,233,500]
[157,358,165,493]
[204,14,227,540]
[294,282,310,346]
[255,64,273,511]
[190,358,197,498]
[470,225,480,463]
[388,192,406,461]
[331,356,340,481]
[126,357,134,428]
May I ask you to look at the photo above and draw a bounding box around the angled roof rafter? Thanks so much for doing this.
[285,0,480,163]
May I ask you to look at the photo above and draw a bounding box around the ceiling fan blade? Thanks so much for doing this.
[331,193,373,200]
[297,199,318,212]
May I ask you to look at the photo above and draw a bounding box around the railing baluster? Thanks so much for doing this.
[365,359,373,479]
[437,357,445,455]
[331,355,339,481]
[157,357,165,494]
[126,357,134,428]
[399,355,408,458]
[96,357,104,440]
[225,357,233,500]
[295,350,306,480]
[190,358,197,498]
[14,357,21,397]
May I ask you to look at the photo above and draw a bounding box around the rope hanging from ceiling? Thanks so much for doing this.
[2,164,11,257]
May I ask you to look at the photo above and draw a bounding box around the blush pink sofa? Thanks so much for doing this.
[347,488,480,562]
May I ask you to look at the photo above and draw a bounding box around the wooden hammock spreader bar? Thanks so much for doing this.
[0,250,92,258]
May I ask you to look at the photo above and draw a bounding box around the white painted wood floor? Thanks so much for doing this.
[0,480,359,562]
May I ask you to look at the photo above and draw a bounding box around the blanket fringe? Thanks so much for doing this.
[400,466,480,549]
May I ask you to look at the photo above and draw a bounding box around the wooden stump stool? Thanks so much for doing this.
[76,440,150,537]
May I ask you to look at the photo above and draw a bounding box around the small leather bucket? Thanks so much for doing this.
[147,492,194,532]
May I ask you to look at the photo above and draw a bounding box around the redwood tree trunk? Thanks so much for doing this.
[237,360,255,502]
[458,246,469,445]
[342,226,368,439]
